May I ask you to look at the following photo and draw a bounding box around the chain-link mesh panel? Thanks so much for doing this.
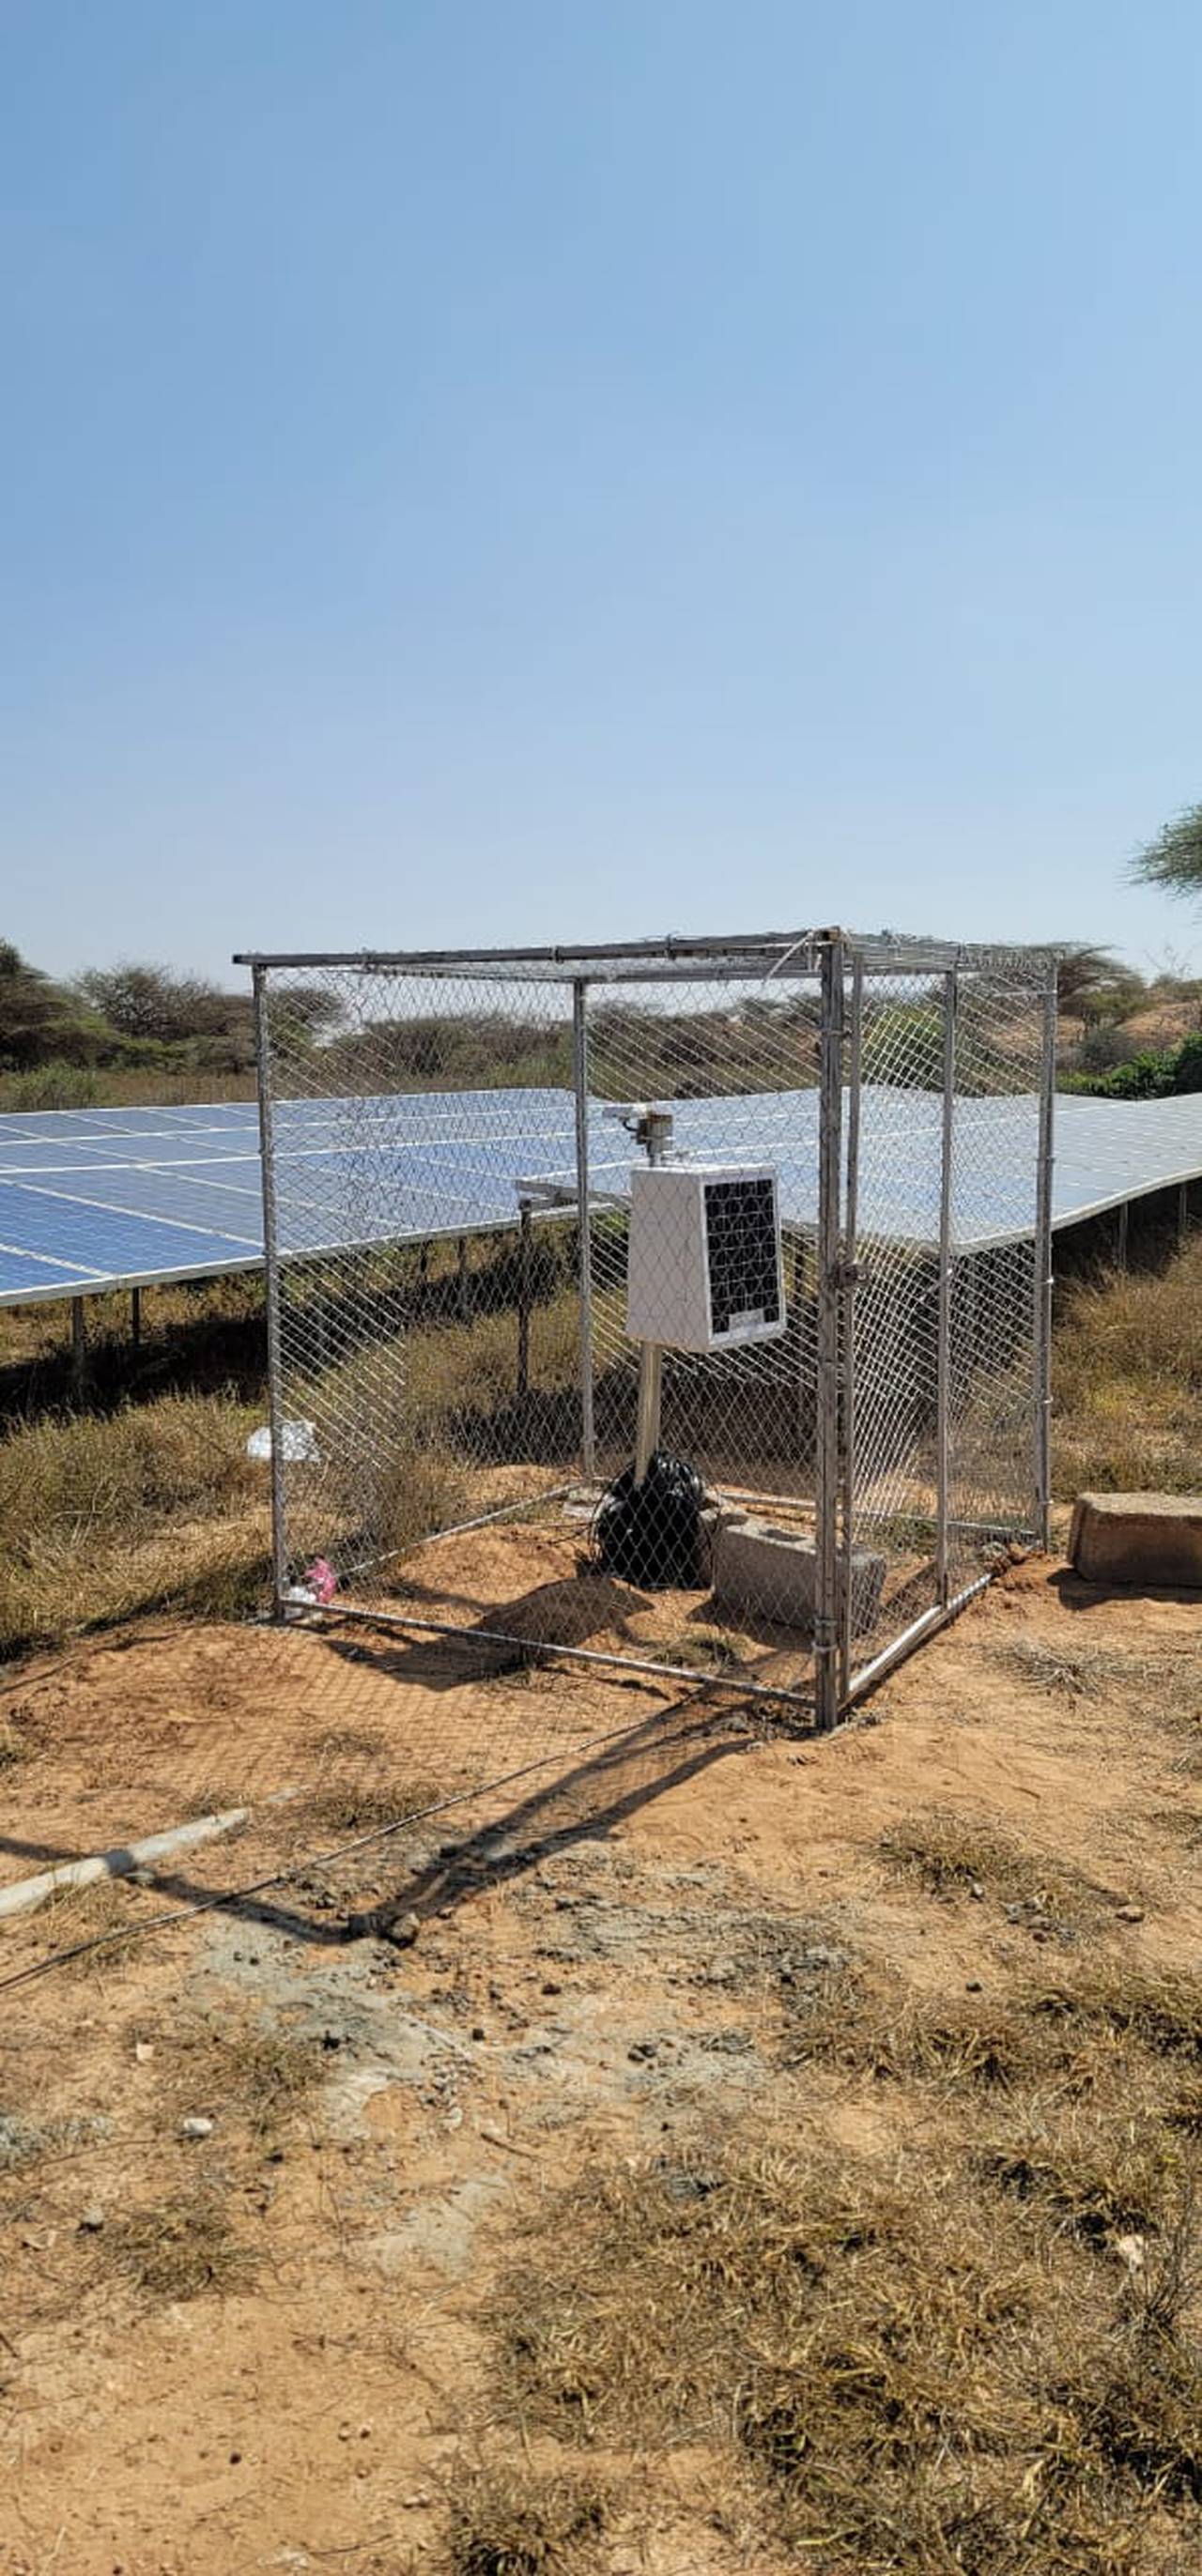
[582,974,823,1695]
[584,979,822,1480]
[258,965,584,1602]
[843,960,1048,1682]
[946,971,1044,1573]
[252,940,1051,1737]
[255,959,827,1708]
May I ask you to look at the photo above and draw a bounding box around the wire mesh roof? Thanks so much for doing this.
[0,1085,1200,1307]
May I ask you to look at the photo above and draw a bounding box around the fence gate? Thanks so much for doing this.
[838,942,1056,1711]
[241,932,1055,1740]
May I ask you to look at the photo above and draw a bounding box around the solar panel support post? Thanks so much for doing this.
[814,934,845,1731]
[935,969,958,1606]
[632,1110,670,1488]
[1033,968,1057,1552]
[70,1296,87,1402]
[572,979,595,1480]
[131,1286,142,1350]
[516,1201,532,1400]
[252,964,289,1616]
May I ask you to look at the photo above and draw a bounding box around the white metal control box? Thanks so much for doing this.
[624,1163,786,1354]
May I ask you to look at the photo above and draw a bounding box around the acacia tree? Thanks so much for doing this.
[1055,945,1147,1024]
[0,941,100,1067]
[77,962,237,1044]
[1132,804,1202,901]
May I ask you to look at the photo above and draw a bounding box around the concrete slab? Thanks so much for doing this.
[712,1511,886,1635]
[1069,1491,1202,1589]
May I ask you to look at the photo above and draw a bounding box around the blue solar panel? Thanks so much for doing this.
[1,1085,1201,1309]
[0,1092,588,1304]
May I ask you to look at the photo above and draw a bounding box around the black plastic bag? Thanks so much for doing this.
[592,1451,709,1590]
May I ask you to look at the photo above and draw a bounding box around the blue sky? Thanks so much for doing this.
[3,1,1201,986]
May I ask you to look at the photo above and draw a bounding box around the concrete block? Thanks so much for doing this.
[1069,1491,1202,1589]
[712,1511,886,1635]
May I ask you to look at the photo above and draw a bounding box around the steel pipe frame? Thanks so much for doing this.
[839,958,863,1699]
[252,964,291,1615]
[247,936,1056,1718]
[308,1598,817,1713]
[934,970,958,1605]
[843,1571,994,1709]
[572,980,596,1479]
[1033,969,1057,1552]
[234,928,1055,982]
[813,935,845,1732]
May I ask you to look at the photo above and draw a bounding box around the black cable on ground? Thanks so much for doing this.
[0,1696,719,2000]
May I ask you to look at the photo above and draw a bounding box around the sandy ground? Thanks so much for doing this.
[1,1554,1200,2573]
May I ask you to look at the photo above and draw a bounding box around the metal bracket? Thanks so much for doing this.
[604,1101,676,1160]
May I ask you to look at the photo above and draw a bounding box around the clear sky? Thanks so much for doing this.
[3,1,1201,988]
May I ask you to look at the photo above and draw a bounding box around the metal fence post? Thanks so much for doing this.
[814,935,845,1730]
[935,969,958,1603]
[572,979,596,1480]
[252,963,290,1615]
[1033,965,1057,1550]
[840,958,863,1699]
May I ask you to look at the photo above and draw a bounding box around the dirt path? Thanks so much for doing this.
[1,1559,1200,2573]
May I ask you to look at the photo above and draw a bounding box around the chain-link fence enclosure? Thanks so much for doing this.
[239,933,1056,1730]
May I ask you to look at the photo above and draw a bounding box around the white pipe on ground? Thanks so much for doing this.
[0,1806,253,1923]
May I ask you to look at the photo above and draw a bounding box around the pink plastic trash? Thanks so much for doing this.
[304,1556,338,1604]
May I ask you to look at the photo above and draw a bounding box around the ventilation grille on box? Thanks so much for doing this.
[703,1175,782,1337]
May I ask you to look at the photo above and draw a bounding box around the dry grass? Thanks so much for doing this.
[162,2021,327,2135]
[39,1877,145,1975]
[1053,1241,1202,1496]
[491,2129,1202,2570]
[1167,2077,1202,2139]
[778,1953,1075,2092]
[1148,1805,1202,1850]
[298,1771,444,1839]
[0,1391,269,1657]
[979,2087,1189,2247]
[101,2191,254,2301]
[0,1250,578,1659]
[786,1955,1202,2103]
[0,2109,106,2172]
[881,1809,1102,1920]
[989,1636,1164,1700]
[1025,1960,1202,2061]
[642,1626,752,1674]
[445,2465,607,2575]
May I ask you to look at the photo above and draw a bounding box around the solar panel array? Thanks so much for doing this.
[1,1086,1201,1308]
